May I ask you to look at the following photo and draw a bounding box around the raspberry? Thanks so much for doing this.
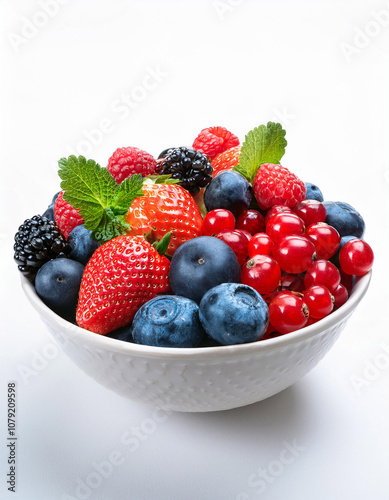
[211,146,241,177]
[107,147,156,184]
[192,127,240,160]
[253,164,306,210]
[54,191,84,239]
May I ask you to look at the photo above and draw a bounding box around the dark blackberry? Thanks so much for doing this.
[155,147,213,193]
[14,215,70,281]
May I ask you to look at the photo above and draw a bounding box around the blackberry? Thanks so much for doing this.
[14,215,70,280]
[156,147,213,193]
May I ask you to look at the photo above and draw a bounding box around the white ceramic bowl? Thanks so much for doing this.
[21,272,371,412]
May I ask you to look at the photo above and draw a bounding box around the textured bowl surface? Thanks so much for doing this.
[22,272,371,412]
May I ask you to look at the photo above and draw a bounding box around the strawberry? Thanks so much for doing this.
[192,126,240,160]
[253,163,306,210]
[76,235,170,334]
[107,146,156,184]
[126,182,203,256]
[211,146,241,177]
[54,191,84,239]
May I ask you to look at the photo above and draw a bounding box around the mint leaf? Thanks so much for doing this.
[234,122,287,183]
[146,174,181,185]
[153,231,172,256]
[58,155,143,243]
[111,174,144,211]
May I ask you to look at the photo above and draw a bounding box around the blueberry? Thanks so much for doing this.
[41,192,61,222]
[204,171,252,217]
[169,236,241,303]
[35,258,85,322]
[199,283,269,345]
[68,225,100,265]
[42,205,55,222]
[51,191,61,205]
[106,324,133,342]
[304,182,324,202]
[131,296,205,348]
[330,235,358,268]
[323,201,365,238]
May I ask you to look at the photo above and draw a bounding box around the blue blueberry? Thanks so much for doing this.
[304,182,324,202]
[131,296,205,348]
[35,258,85,322]
[42,191,61,222]
[330,235,358,268]
[204,171,252,217]
[42,205,55,222]
[106,324,133,342]
[68,225,100,265]
[323,201,365,238]
[199,283,269,345]
[169,236,241,303]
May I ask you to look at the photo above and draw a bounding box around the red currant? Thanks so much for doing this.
[272,235,316,274]
[248,232,274,258]
[215,229,249,266]
[261,323,283,340]
[339,268,354,295]
[266,213,304,243]
[202,209,235,236]
[280,273,305,292]
[305,222,341,260]
[339,239,374,276]
[265,205,293,225]
[241,255,281,295]
[293,199,326,226]
[332,283,348,309]
[268,292,309,334]
[304,260,340,293]
[236,209,265,235]
[239,229,253,243]
[303,285,334,319]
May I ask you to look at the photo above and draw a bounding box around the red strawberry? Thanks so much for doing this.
[192,126,239,160]
[126,182,203,256]
[76,235,170,335]
[54,191,84,239]
[253,164,306,210]
[211,146,241,177]
[107,147,156,184]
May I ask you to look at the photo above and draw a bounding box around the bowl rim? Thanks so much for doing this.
[21,271,372,360]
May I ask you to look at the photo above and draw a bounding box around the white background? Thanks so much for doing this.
[1,0,389,499]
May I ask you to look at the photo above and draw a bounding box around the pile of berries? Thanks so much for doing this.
[14,123,374,348]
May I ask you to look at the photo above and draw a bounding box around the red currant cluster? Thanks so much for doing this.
[201,200,374,339]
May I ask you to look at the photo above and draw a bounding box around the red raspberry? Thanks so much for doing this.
[192,127,240,161]
[211,146,241,177]
[253,164,306,210]
[107,147,156,184]
[54,191,83,239]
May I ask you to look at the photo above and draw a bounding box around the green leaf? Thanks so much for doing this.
[58,155,144,243]
[111,174,144,211]
[146,174,181,184]
[153,231,172,255]
[234,122,287,183]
